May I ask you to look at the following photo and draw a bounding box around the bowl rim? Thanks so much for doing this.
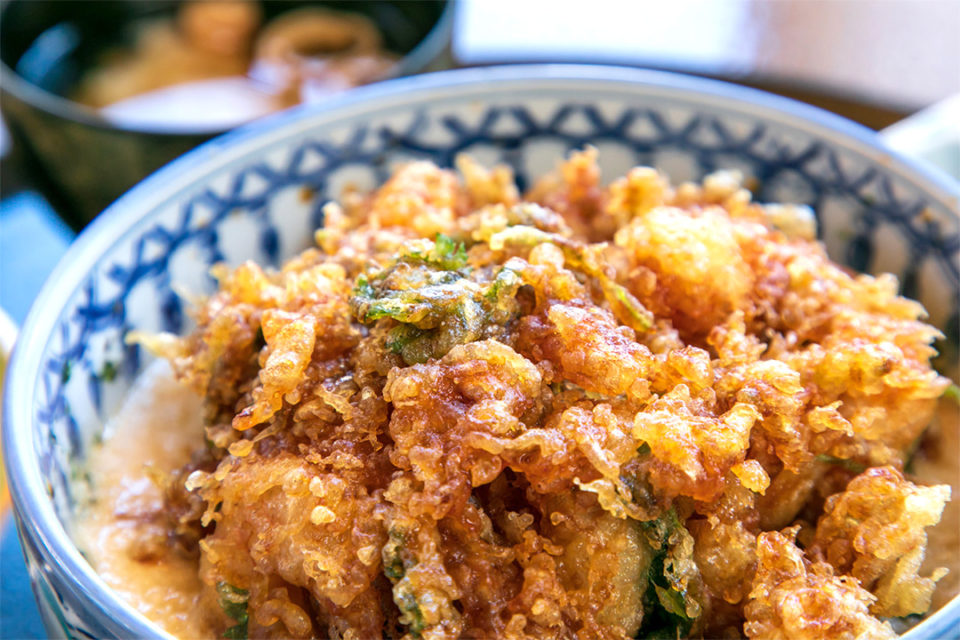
[0,0,455,136]
[4,63,959,639]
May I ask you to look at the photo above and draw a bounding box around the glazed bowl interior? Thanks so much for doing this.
[3,65,958,639]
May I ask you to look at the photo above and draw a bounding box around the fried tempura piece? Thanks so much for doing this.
[383,340,544,517]
[537,491,649,638]
[616,206,754,337]
[689,481,760,634]
[633,386,760,502]
[526,147,605,240]
[602,166,674,233]
[369,162,464,238]
[745,528,896,640]
[811,466,949,617]
[129,151,953,640]
[455,154,520,210]
[189,452,388,638]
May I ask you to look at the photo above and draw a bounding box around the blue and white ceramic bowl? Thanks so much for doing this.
[4,65,959,640]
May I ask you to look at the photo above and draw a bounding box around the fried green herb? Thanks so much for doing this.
[815,454,867,474]
[222,625,247,640]
[395,585,427,638]
[352,238,523,365]
[489,225,653,331]
[944,383,960,405]
[353,220,651,365]
[653,584,688,618]
[404,233,468,270]
[385,325,428,357]
[352,254,480,327]
[382,527,427,638]
[382,527,408,581]
[216,582,249,640]
[637,509,701,638]
[484,266,522,303]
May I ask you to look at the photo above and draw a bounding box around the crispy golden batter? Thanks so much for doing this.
[745,528,896,640]
[810,466,949,617]
[135,149,953,639]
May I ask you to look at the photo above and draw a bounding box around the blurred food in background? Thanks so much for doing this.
[74,1,399,130]
[0,0,451,224]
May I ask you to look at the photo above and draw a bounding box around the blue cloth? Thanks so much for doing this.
[1,517,44,640]
[1,191,73,639]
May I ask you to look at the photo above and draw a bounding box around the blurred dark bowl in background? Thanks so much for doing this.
[0,0,453,227]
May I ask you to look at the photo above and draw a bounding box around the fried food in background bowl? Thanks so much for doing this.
[3,65,958,639]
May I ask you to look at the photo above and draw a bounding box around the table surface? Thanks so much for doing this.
[1,1,959,636]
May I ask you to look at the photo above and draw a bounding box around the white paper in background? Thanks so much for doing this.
[455,0,760,76]
[454,0,960,112]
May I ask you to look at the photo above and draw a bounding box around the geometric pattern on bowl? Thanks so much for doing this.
[6,66,958,640]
